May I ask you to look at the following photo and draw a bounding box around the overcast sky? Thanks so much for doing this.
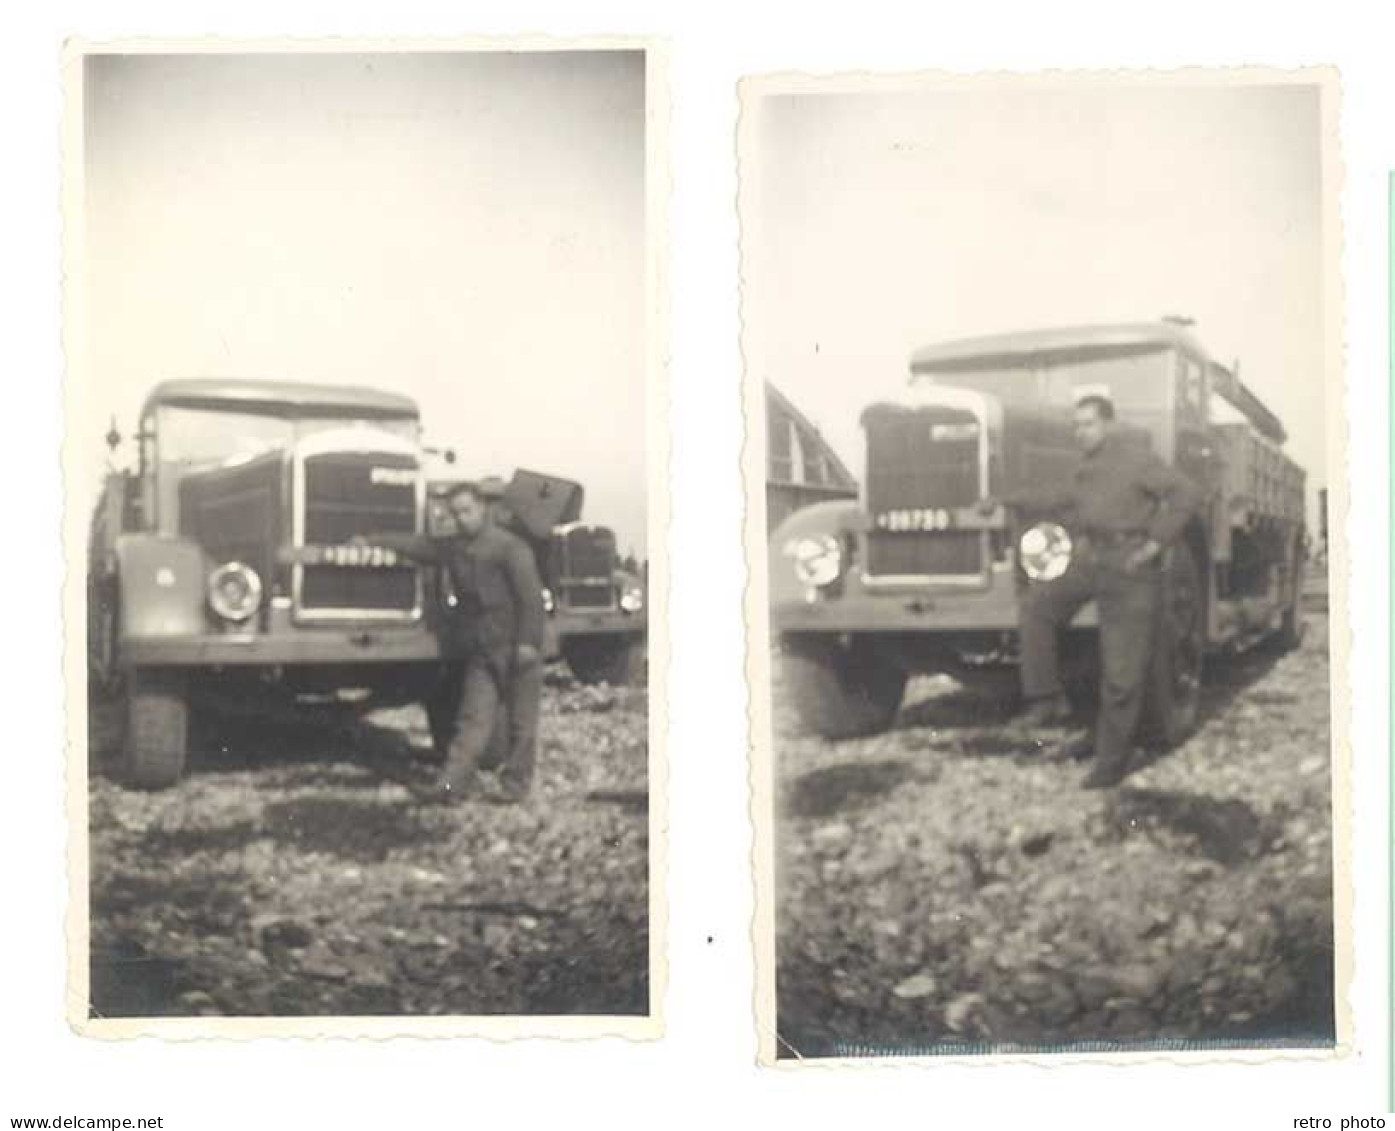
[81,50,648,556]
[746,78,1332,518]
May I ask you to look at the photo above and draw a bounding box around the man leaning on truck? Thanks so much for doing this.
[984,394,1202,789]
[356,480,547,804]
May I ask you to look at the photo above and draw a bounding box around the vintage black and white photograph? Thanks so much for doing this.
[742,70,1345,1061]
[65,42,663,1034]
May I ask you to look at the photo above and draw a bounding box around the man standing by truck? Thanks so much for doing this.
[987,394,1202,789]
[360,481,547,804]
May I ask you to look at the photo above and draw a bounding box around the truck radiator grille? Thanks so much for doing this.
[867,530,982,577]
[301,565,418,611]
[864,406,984,579]
[552,526,617,610]
[299,451,419,615]
[556,525,616,578]
[563,582,616,609]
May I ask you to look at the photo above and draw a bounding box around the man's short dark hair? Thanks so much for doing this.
[443,480,486,504]
[1075,394,1116,421]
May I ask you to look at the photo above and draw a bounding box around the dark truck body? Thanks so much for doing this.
[428,470,647,686]
[770,323,1307,740]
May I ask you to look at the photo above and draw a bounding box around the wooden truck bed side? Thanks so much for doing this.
[1211,422,1306,528]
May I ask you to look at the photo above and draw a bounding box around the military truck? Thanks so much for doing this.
[87,379,472,788]
[769,322,1307,741]
[428,471,647,686]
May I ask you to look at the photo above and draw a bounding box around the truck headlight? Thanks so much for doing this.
[208,561,264,622]
[619,584,644,613]
[1019,522,1073,582]
[784,534,842,588]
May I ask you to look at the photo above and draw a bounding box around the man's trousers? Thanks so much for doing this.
[1018,544,1162,769]
[432,655,543,794]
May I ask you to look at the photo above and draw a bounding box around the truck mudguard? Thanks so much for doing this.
[768,499,862,606]
[114,533,212,642]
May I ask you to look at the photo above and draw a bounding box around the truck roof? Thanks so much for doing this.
[909,322,1205,370]
[142,378,419,419]
[909,322,1287,446]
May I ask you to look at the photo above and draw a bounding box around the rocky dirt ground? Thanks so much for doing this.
[773,583,1335,1059]
[87,669,649,1019]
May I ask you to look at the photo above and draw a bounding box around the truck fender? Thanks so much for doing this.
[769,500,862,604]
[770,498,862,547]
[113,534,213,642]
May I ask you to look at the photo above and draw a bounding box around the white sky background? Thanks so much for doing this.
[747,80,1329,521]
[82,50,647,557]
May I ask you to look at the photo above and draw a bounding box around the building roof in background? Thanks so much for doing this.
[766,381,858,489]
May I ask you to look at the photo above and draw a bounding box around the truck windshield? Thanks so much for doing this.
[152,406,420,533]
[912,348,1171,414]
[156,406,420,473]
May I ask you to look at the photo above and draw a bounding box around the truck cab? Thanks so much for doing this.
[770,323,1306,741]
[88,379,458,787]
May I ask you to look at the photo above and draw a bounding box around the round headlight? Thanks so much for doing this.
[1019,522,1073,582]
[208,561,264,622]
[619,585,644,614]
[785,534,843,588]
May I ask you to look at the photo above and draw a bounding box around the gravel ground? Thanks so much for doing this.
[87,671,649,1019]
[773,590,1335,1059]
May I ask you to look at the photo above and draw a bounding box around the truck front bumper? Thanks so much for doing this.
[122,628,449,668]
[771,582,1099,635]
[554,609,646,640]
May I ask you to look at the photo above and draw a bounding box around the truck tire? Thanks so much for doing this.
[781,637,906,739]
[122,669,189,790]
[1276,539,1306,651]
[563,637,644,686]
[1139,547,1204,751]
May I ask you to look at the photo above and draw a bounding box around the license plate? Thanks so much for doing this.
[873,507,958,533]
[300,544,402,568]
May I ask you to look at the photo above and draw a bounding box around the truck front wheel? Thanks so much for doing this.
[563,637,645,686]
[1276,536,1307,651]
[121,669,189,790]
[781,637,906,739]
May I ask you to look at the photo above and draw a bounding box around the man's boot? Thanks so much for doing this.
[1049,731,1094,763]
[493,755,534,803]
[1081,754,1131,790]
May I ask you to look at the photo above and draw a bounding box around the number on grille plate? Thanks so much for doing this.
[311,544,401,567]
[874,507,954,532]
